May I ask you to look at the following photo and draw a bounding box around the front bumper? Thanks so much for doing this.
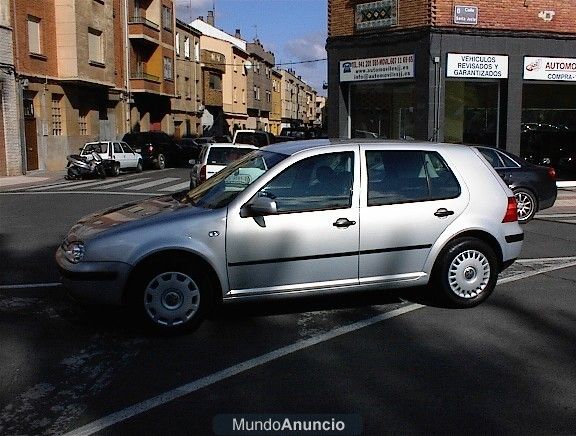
[55,247,131,305]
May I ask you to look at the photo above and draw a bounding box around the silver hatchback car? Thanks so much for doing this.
[56,140,524,333]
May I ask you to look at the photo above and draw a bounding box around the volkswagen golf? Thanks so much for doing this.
[56,140,524,334]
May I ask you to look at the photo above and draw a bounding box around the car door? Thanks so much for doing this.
[359,148,469,284]
[226,150,360,297]
[120,142,138,168]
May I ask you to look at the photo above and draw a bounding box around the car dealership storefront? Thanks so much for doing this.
[327,30,576,181]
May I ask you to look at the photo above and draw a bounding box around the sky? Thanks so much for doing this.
[174,0,328,95]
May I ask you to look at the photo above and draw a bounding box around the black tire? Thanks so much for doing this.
[128,258,211,334]
[135,160,143,173]
[155,153,166,170]
[97,165,107,179]
[111,162,120,177]
[513,188,537,223]
[432,237,498,308]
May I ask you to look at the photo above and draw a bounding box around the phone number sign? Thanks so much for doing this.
[340,54,415,82]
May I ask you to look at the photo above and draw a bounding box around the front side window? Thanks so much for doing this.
[366,150,460,206]
[259,152,354,213]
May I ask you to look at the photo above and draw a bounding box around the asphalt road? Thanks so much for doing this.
[1,169,576,435]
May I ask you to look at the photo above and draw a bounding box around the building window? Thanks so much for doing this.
[253,86,260,100]
[175,32,180,56]
[185,77,190,98]
[27,15,41,54]
[23,99,35,118]
[184,36,190,59]
[194,42,200,62]
[266,91,271,103]
[52,95,63,136]
[88,28,103,64]
[163,57,173,80]
[209,73,221,90]
[79,110,88,135]
[162,5,172,30]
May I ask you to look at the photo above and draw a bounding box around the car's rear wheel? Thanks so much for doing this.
[130,258,210,334]
[155,153,166,170]
[432,237,498,307]
[513,188,537,223]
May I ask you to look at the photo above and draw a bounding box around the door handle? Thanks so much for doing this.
[434,208,454,218]
[333,217,356,228]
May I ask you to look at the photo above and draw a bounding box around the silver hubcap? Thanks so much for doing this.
[144,271,200,326]
[448,250,491,299]
[515,191,534,221]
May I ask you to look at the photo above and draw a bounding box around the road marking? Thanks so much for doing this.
[125,178,180,191]
[536,214,576,218]
[158,181,191,192]
[96,178,152,189]
[0,282,62,290]
[56,178,135,190]
[62,257,576,436]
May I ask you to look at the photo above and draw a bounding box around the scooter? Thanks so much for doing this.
[65,151,107,180]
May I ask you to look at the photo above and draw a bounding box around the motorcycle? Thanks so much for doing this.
[65,151,108,180]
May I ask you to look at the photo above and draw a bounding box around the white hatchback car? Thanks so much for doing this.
[57,140,523,334]
[80,141,143,176]
[189,143,258,189]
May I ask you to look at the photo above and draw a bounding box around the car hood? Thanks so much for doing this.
[68,194,200,241]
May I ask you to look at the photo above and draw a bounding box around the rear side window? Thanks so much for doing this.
[366,150,460,206]
[113,142,122,153]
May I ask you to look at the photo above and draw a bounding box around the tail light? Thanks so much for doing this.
[547,167,556,180]
[199,165,207,183]
[148,145,154,152]
[502,196,518,223]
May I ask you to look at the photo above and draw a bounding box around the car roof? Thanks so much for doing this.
[263,138,471,156]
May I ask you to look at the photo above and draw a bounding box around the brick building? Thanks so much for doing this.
[327,0,576,180]
[0,0,19,176]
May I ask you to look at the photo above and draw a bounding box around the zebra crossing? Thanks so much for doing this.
[535,213,576,225]
[6,171,191,196]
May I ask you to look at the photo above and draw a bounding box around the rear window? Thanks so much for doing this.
[207,147,254,165]
[82,142,107,154]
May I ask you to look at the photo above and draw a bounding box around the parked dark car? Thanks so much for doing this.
[476,145,557,223]
[520,128,576,180]
[122,131,183,169]
[175,137,202,163]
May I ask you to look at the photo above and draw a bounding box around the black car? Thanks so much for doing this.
[122,131,183,170]
[476,146,557,223]
[175,137,202,163]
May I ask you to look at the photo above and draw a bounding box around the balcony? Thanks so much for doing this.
[130,70,161,93]
[128,16,160,44]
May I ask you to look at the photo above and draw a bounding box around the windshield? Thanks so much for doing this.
[207,147,254,165]
[82,142,106,154]
[182,150,288,209]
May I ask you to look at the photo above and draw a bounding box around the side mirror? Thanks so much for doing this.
[242,196,278,217]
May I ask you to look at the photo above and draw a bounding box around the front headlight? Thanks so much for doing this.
[63,240,85,263]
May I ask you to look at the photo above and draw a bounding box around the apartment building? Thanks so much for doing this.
[126,0,176,133]
[173,19,202,137]
[191,14,248,136]
[269,69,282,135]
[246,40,275,132]
[279,68,307,128]
[327,0,576,177]
[0,0,19,176]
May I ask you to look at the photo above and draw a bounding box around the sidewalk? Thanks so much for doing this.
[0,170,66,189]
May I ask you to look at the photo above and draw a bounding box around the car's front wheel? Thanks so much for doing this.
[432,237,498,308]
[135,159,143,173]
[513,188,537,223]
[130,259,210,334]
